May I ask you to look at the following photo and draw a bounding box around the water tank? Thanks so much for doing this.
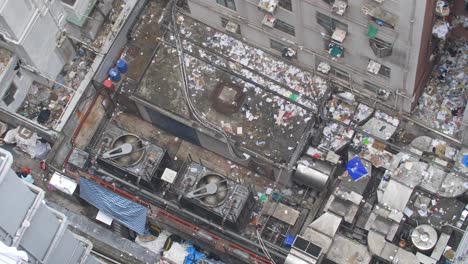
[108,68,121,82]
[116,59,128,74]
[411,224,438,251]
[294,159,333,189]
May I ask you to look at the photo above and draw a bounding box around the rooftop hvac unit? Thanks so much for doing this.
[96,129,169,190]
[177,162,255,230]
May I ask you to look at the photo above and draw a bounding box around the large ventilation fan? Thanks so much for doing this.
[187,174,229,207]
[102,134,145,167]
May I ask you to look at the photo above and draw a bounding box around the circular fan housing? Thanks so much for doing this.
[111,134,145,167]
[195,174,228,207]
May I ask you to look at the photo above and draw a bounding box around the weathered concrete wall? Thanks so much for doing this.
[94,0,147,82]
[186,0,429,112]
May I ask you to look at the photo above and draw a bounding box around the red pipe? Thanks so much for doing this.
[63,91,101,168]
[63,48,126,168]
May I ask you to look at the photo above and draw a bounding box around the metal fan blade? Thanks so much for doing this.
[102,143,133,158]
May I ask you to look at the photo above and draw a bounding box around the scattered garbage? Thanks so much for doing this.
[326,95,355,124]
[3,126,51,159]
[179,17,329,107]
[0,48,12,75]
[415,39,467,136]
[432,20,450,39]
[319,122,354,151]
[17,82,73,128]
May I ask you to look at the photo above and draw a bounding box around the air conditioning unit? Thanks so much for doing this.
[367,60,381,75]
[61,0,98,27]
[258,0,279,14]
[361,5,371,16]
[262,14,276,28]
[332,0,348,16]
[225,21,240,34]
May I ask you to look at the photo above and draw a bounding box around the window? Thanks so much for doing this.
[378,65,391,78]
[363,81,388,96]
[270,39,284,52]
[274,19,295,36]
[221,17,229,27]
[316,12,348,33]
[62,0,77,6]
[216,0,236,11]
[279,0,292,11]
[330,67,349,82]
[369,38,393,58]
[316,60,349,82]
[2,83,17,106]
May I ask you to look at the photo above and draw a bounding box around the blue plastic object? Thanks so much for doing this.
[374,19,384,26]
[462,154,468,167]
[184,245,203,264]
[284,234,295,247]
[108,67,121,82]
[346,156,368,181]
[116,59,128,74]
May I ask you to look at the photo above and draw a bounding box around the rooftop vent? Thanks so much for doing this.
[211,83,246,115]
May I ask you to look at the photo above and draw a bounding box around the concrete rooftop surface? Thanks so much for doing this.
[1,1,468,264]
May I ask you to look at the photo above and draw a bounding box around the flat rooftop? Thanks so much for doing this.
[132,13,330,163]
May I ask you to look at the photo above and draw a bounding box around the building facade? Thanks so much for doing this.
[0,0,74,118]
[186,0,437,113]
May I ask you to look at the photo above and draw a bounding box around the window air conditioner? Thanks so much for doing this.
[225,21,240,34]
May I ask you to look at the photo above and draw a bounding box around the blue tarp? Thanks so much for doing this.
[346,156,368,181]
[184,245,204,264]
[462,155,468,167]
[79,177,147,234]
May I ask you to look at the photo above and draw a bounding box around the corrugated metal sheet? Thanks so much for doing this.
[79,177,147,234]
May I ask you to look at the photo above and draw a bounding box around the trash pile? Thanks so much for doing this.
[173,41,310,159]
[353,103,374,125]
[350,133,393,169]
[92,0,125,50]
[0,48,12,75]
[60,47,95,89]
[410,136,458,161]
[3,126,51,159]
[178,17,329,106]
[326,95,355,124]
[319,122,354,151]
[17,82,73,128]
[415,39,467,136]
